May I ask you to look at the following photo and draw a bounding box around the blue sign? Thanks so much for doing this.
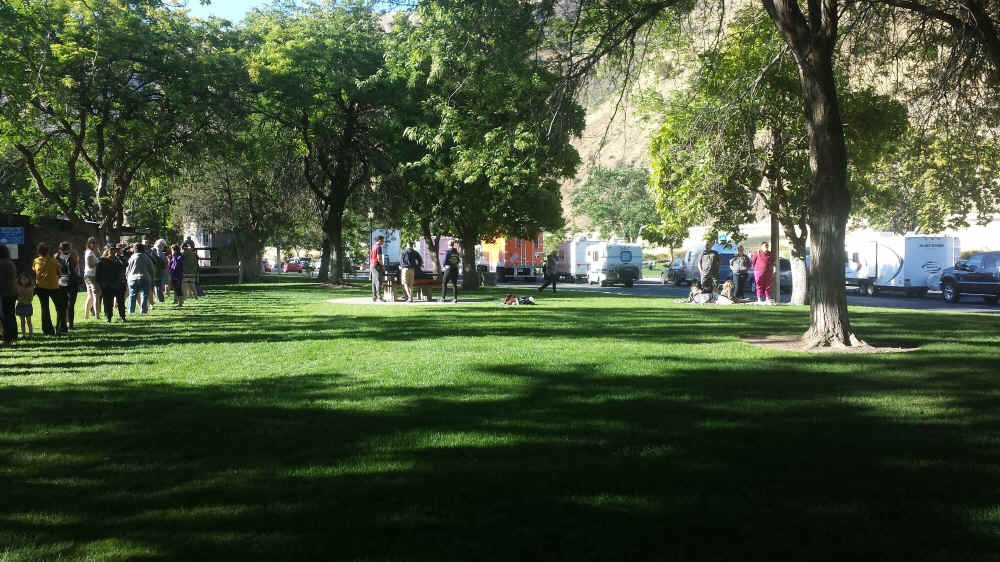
[620,250,633,262]
[0,227,24,245]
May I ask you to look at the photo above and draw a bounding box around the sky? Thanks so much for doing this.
[183,0,265,23]
[182,0,403,23]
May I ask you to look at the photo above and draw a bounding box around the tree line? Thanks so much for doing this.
[1,0,584,289]
[4,0,1000,346]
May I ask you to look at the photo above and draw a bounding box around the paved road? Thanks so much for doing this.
[497,279,1000,314]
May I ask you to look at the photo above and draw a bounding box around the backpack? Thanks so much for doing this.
[58,254,80,287]
[445,251,460,268]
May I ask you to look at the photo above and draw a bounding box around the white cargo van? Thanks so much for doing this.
[587,242,642,287]
[557,235,601,283]
[844,234,960,297]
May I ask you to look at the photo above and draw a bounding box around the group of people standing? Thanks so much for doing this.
[0,235,200,346]
[369,237,463,302]
[697,240,777,302]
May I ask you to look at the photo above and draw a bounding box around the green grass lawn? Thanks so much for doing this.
[2,280,999,561]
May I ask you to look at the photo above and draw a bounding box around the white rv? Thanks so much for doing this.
[586,242,643,287]
[557,235,601,282]
[844,234,960,297]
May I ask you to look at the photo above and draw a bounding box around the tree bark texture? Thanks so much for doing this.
[325,210,345,283]
[764,0,862,347]
[770,213,780,303]
[318,237,331,282]
[421,218,442,275]
[460,226,480,290]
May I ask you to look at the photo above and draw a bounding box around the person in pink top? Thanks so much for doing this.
[750,241,776,302]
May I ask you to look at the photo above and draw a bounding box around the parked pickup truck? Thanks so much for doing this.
[939,251,1000,304]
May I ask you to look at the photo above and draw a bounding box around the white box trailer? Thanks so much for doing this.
[557,236,601,282]
[844,234,960,297]
[586,242,643,287]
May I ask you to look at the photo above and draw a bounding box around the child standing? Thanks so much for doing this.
[16,272,35,339]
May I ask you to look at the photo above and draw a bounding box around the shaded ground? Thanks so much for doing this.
[1,281,998,561]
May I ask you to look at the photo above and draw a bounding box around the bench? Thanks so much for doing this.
[383,273,439,302]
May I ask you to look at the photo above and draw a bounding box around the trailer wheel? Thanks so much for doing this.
[600,280,608,287]
[942,281,960,304]
[625,280,634,288]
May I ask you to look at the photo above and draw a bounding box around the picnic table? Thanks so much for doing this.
[384,271,440,302]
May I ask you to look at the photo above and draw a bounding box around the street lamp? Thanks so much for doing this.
[368,207,374,251]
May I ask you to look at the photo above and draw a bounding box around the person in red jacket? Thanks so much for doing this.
[750,241,776,302]
[370,236,385,302]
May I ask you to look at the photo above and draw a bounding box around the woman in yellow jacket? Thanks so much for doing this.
[33,242,67,335]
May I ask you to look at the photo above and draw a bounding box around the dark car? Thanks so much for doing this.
[748,258,793,293]
[939,251,1000,304]
[661,258,688,285]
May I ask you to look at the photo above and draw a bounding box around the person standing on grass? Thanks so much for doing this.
[399,241,422,302]
[150,238,168,304]
[0,245,18,346]
[56,241,82,330]
[730,245,751,298]
[114,243,131,314]
[751,241,776,303]
[16,272,35,339]
[96,247,126,323]
[182,243,200,300]
[697,240,720,293]
[33,242,67,336]
[127,243,155,314]
[370,235,386,302]
[441,240,461,303]
[538,251,558,293]
[168,244,185,308]
[82,237,102,321]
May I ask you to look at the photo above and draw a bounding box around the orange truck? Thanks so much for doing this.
[479,235,545,281]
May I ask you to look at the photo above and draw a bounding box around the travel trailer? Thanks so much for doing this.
[586,242,643,287]
[844,234,960,297]
[557,235,601,282]
[480,235,545,281]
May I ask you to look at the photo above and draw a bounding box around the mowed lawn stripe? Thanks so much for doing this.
[1,280,998,561]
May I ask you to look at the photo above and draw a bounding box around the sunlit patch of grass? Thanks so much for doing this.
[1,281,998,560]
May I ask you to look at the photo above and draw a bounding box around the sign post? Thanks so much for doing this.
[0,227,24,260]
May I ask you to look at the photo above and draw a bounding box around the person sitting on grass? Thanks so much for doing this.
[15,272,35,339]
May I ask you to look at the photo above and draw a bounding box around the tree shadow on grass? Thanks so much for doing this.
[1,350,998,561]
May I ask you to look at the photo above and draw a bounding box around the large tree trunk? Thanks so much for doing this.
[770,214,781,303]
[421,218,441,275]
[785,224,810,306]
[325,210,345,284]
[460,226,480,290]
[765,0,863,347]
[790,255,809,305]
[318,236,331,282]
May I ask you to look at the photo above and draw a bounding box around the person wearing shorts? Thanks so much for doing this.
[399,241,422,302]
[16,272,35,338]
[83,237,102,320]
